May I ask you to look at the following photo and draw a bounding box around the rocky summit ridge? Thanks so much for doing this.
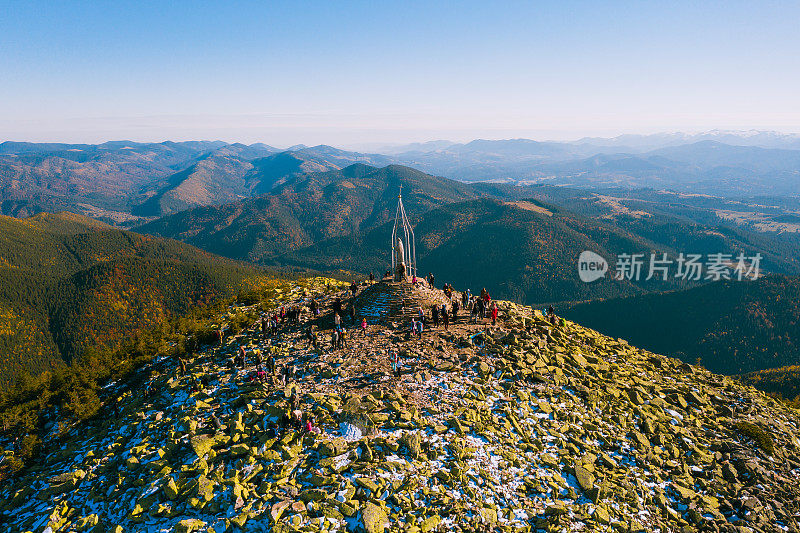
[1,277,800,533]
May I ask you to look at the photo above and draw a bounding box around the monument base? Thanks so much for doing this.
[393,262,407,282]
[353,279,448,324]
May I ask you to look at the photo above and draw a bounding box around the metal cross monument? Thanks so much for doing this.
[391,186,416,281]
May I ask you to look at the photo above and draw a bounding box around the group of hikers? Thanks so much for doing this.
[328,295,366,351]
[260,305,305,338]
[430,277,500,325]
[276,388,321,435]
[171,271,562,440]
[406,285,500,338]
[230,343,300,387]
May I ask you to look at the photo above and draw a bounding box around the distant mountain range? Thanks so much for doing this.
[380,130,800,154]
[575,130,800,151]
[390,139,800,194]
[2,131,800,225]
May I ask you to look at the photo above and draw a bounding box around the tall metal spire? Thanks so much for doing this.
[391,187,416,280]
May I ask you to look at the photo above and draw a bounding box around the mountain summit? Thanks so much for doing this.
[1,276,797,532]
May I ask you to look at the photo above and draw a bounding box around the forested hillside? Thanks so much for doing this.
[0,212,271,386]
[738,366,800,404]
[136,164,477,262]
[281,197,680,302]
[563,274,800,374]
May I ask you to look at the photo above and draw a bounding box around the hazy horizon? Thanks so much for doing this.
[3,127,800,152]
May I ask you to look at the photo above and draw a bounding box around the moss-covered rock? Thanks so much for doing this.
[175,518,206,533]
[360,502,388,533]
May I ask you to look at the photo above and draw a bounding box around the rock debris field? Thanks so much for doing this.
[2,277,800,533]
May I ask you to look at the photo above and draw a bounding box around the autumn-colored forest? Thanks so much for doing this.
[0,212,270,387]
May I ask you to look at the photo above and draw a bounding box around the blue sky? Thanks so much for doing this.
[1,1,799,145]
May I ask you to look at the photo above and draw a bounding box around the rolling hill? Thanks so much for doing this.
[132,147,397,217]
[280,193,800,304]
[132,155,257,217]
[0,212,271,387]
[281,197,679,302]
[0,140,235,220]
[0,141,398,221]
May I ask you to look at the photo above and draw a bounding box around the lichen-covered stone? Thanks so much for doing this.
[360,502,388,533]
[175,518,206,533]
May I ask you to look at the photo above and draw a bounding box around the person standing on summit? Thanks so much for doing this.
[238,345,247,369]
[305,325,315,348]
[482,290,491,318]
